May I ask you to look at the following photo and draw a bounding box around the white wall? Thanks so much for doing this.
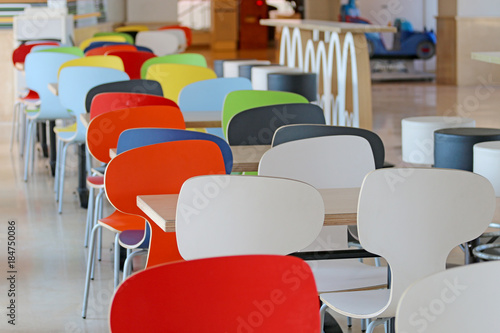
[126,0,177,23]
[457,0,500,17]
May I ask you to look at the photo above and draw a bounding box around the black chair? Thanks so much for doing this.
[84,79,164,113]
[272,124,386,169]
[226,104,326,146]
[267,72,318,102]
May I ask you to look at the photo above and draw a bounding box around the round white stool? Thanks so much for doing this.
[223,60,270,78]
[401,116,475,164]
[251,66,301,90]
[474,141,500,196]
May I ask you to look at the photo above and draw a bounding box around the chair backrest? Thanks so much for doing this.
[84,44,137,56]
[79,35,128,50]
[176,175,324,260]
[145,63,217,103]
[58,66,130,141]
[259,135,375,250]
[36,46,84,57]
[12,41,59,64]
[83,41,132,54]
[158,25,192,46]
[106,51,156,80]
[86,105,185,163]
[396,260,500,333]
[140,53,207,79]
[178,77,252,112]
[85,79,164,112]
[105,140,226,268]
[109,255,321,333]
[25,52,80,117]
[357,168,495,318]
[222,90,308,138]
[272,124,385,169]
[58,55,125,76]
[227,104,326,145]
[117,128,233,174]
[158,28,187,51]
[135,31,180,56]
[93,31,135,44]
[89,92,177,119]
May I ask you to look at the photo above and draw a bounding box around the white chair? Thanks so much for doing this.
[396,260,500,332]
[319,168,495,333]
[259,135,388,292]
[401,116,475,165]
[135,31,180,56]
[176,175,324,260]
[222,60,271,77]
[251,65,301,90]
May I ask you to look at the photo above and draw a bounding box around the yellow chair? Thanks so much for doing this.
[58,55,125,77]
[145,63,216,103]
[79,36,128,51]
[115,25,149,33]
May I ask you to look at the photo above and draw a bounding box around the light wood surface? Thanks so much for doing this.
[137,187,359,232]
[260,19,396,33]
[48,83,58,96]
[471,52,500,65]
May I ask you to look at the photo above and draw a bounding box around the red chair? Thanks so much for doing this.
[84,44,137,56]
[82,139,225,318]
[158,25,192,47]
[105,50,156,80]
[109,255,321,332]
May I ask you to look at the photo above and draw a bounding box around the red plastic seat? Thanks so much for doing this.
[105,50,156,79]
[84,44,137,56]
[109,255,321,332]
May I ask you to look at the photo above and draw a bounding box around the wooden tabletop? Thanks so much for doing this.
[260,19,396,33]
[471,52,500,65]
[48,83,58,96]
[80,111,222,130]
[138,187,359,232]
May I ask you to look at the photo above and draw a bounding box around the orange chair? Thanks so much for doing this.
[84,44,137,56]
[82,139,225,318]
[109,255,321,332]
[105,51,156,80]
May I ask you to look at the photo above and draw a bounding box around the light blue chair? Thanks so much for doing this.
[23,52,81,182]
[56,66,129,213]
[115,127,234,281]
[178,77,252,138]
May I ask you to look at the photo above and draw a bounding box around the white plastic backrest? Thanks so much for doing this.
[259,135,375,251]
[160,29,187,52]
[251,66,301,90]
[176,175,324,260]
[135,31,179,56]
[223,60,271,78]
[396,260,500,332]
[358,168,495,317]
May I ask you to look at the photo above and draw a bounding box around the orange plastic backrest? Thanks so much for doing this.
[105,51,156,80]
[109,255,321,332]
[90,92,178,119]
[105,140,226,268]
[86,105,185,163]
[85,44,137,56]
[158,25,192,46]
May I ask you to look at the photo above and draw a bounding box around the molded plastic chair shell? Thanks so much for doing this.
[135,31,180,56]
[176,175,324,260]
[37,46,84,57]
[272,124,385,169]
[222,90,308,138]
[320,168,495,330]
[109,255,321,333]
[58,55,125,77]
[145,63,217,103]
[83,41,133,54]
[84,44,137,56]
[85,79,164,112]
[158,25,192,46]
[140,53,207,79]
[106,50,156,80]
[79,35,128,50]
[227,104,326,146]
[396,260,500,333]
[93,31,135,44]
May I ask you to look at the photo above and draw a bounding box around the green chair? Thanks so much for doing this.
[222,90,309,138]
[37,46,84,57]
[93,31,134,44]
[140,53,207,78]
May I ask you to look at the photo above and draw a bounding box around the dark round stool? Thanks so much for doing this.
[434,127,500,171]
[238,63,278,80]
[267,72,318,102]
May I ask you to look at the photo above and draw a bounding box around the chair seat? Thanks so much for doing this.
[321,288,390,319]
[119,229,149,249]
[55,130,80,143]
[86,175,104,187]
[309,259,388,293]
[20,89,40,100]
[98,210,146,233]
[54,123,77,133]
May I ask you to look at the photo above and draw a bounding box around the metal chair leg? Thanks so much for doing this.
[82,223,100,319]
[122,249,148,282]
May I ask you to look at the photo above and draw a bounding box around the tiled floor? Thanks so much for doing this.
[1,46,500,332]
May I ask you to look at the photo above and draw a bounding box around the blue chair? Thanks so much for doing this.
[83,41,153,54]
[56,66,129,213]
[178,77,253,137]
[115,127,234,281]
[23,51,81,182]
